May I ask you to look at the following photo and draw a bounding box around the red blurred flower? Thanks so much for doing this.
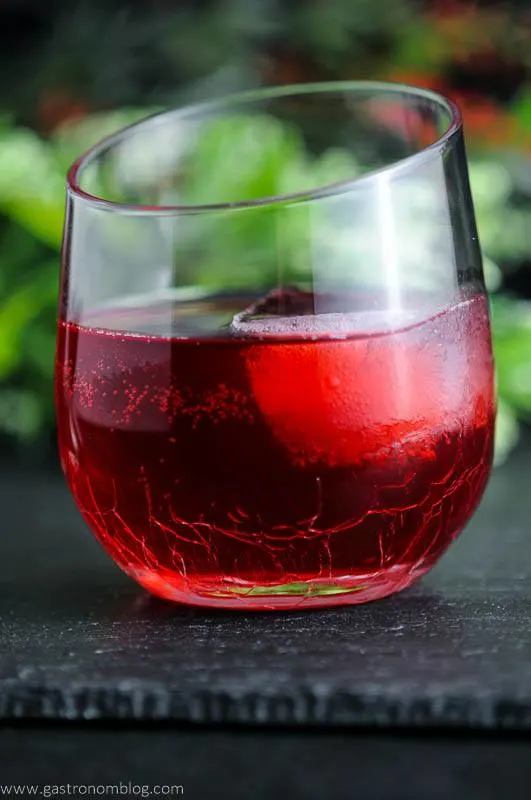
[38,90,88,134]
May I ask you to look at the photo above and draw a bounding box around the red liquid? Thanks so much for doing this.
[56,291,495,609]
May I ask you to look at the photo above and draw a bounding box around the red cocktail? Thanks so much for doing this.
[56,288,494,608]
[57,82,495,608]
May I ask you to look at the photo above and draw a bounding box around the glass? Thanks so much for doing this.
[56,82,495,610]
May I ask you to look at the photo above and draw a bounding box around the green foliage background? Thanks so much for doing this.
[1,0,531,463]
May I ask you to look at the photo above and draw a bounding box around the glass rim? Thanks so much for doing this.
[67,80,462,216]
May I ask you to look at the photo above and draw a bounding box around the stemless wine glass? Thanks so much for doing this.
[56,82,495,610]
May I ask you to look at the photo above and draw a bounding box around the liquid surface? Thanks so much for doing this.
[56,290,495,608]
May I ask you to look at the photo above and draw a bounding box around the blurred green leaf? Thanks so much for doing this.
[491,296,531,416]
[494,399,520,467]
[469,161,513,211]
[511,89,531,130]
[0,285,46,379]
[390,20,450,71]
[476,207,531,262]
[174,113,362,288]
[2,199,65,251]
[0,249,58,380]
[182,113,306,205]
[292,0,413,68]
[0,389,43,440]
[0,127,65,248]
[0,110,160,250]
[52,108,160,175]
[483,255,503,294]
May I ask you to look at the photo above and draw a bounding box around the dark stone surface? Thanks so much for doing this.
[2,442,531,729]
[3,726,531,799]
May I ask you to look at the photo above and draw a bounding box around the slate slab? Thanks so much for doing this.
[1,442,530,728]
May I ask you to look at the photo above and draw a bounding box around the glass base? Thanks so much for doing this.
[130,564,429,610]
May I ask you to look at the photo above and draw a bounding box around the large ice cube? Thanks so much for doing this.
[231,287,430,340]
[237,290,489,468]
